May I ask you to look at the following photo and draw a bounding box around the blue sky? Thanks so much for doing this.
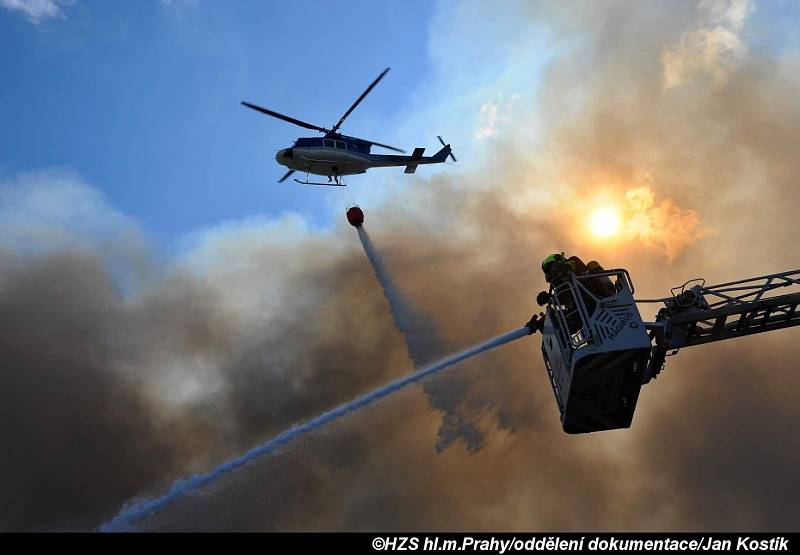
[3,0,800,252]
[1,0,446,243]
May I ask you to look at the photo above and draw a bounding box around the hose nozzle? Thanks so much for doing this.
[524,313,545,334]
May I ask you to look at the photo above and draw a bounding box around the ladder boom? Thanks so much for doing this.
[643,269,800,380]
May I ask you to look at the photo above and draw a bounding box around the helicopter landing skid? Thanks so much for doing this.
[293,178,346,187]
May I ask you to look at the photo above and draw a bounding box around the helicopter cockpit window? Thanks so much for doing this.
[335,141,347,150]
[323,139,335,148]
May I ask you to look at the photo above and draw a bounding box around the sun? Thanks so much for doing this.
[588,206,622,238]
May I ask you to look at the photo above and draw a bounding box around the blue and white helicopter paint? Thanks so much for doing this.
[241,68,456,186]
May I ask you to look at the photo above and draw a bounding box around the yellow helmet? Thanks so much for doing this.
[541,253,565,271]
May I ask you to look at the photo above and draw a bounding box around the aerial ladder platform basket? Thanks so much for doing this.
[539,268,800,434]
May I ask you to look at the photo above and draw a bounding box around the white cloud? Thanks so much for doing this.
[662,0,753,89]
[0,170,152,286]
[0,0,72,23]
[474,101,499,141]
[473,94,519,141]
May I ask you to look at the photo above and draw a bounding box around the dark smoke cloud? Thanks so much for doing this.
[3,0,800,531]
[0,175,424,530]
[0,250,188,531]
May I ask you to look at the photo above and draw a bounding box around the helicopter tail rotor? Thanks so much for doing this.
[437,136,457,162]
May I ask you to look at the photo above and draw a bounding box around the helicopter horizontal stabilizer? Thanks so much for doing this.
[404,147,425,174]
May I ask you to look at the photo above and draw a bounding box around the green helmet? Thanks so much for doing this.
[541,253,565,272]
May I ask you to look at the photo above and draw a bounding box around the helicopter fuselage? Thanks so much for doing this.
[276,136,451,179]
[276,137,370,177]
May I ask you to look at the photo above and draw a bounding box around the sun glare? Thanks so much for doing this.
[588,206,622,239]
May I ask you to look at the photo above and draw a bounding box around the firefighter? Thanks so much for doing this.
[542,254,586,285]
[584,260,616,298]
[538,253,613,298]
[537,253,583,332]
[537,253,616,329]
[537,253,588,306]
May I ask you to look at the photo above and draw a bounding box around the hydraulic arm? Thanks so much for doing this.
[641,269,800,382]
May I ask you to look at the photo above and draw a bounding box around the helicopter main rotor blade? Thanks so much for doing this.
[241,101,329,133]
[363,139,405,153]
[329,67,390,134]
[278,169,295,183]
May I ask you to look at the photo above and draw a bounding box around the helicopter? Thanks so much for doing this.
[241,68,456,186]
